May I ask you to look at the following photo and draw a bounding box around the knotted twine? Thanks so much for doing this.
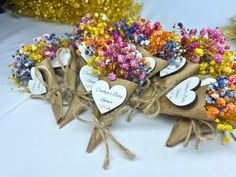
[130,77,176,120]
[73,104,135,170]
[183,119,217,149]
[56,47,77,106]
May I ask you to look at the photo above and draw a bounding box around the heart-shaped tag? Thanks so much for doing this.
[92,80,127,114]
[166,76,200,107]
[201,78,216,86]
[76,42,94,62]
[51,48,71,68]
[160,58,187,78]
[80,65,99,92]
[28,67,47,94]
[145,57,156,73]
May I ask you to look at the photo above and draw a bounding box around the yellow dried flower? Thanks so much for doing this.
[7,0,142,25]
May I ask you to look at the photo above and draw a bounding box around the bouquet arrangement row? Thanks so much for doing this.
[10,13,236,169]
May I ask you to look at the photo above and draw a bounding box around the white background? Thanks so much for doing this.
[1,0,236,177]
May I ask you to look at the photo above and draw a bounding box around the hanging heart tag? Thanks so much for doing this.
[166,76,201,107]
[28,67,47,94]
[160,58,187,77]
[80,65,99,92]
[201,78,216,86]
[145,57,156,73]
[76,42,94,62]
[92,80,127,114]
[51,48,71,68]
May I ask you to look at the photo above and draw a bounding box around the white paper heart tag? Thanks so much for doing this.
[92,80,127,114]
[201,78,216,86]
[76,42,94,62]
[51,48,71,68]
[28,67,47,94]
[166,76,200,107]
[80,65,99,92]
[160,58,187,78]
[145,57,156,73]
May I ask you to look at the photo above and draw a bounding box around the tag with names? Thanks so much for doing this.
[92,80,127,114]
[80,65,99,92]
[28,67,47,94]
[166,76,200,107]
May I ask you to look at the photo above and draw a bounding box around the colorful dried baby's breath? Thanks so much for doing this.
[205,75,236,141]
[79,34,151,84]
[10,33,75,91]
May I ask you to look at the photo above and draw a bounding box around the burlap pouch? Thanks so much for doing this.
[85,46,168,152]
[86,77,137,152]
[131,61,199,117]
[165,85,236,148]
[31,59,63,123]
[129,60,221,148]
[59,57,92,128]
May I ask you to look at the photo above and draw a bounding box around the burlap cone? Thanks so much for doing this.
[59,58,88,128]
[167,119,236,147]
[160,85,211,121]
[135,45,168,78]
[33,59,63,123]
[87,78,137,153]
[166,118,215,147]
[59,84,91,128]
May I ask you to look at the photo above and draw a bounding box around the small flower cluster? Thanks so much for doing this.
[205,76,236,136]
[86,34,151,84]
[154,40,186,64]
[199,51,236,78]
[107,18,182,63]
[110,19,162,48]
[75,13,111,40]
[177,24,230,63]
[102,19,236,76]
[173,23,236,77]
[10,33,72,91]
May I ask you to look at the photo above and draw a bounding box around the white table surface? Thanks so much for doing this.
[1,0,236,177]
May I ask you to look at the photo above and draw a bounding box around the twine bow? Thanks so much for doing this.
[130,78,175,118]
[183,119,217,149]
[73,105,135,170]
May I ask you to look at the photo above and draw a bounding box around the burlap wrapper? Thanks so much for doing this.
[59,57,90,128]
[159,79,218,147]
[166,118,215,147]
[160,86,210,121]
[54,46,78,91]
[129,60,222,147]
[32,59,63,123]
[131,61,200,116]
[87,77,137,153]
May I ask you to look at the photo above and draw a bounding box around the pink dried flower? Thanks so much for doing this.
[108,72,116,81]
[130,59,139,69]
[214,54,222,63]
[192,56,200,63]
